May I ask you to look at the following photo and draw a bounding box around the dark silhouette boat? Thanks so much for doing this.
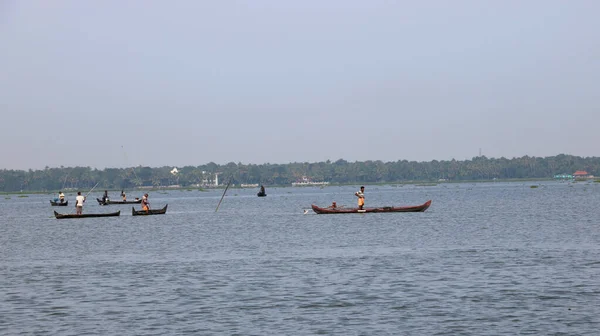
[50,200,68,206]
[132,204,168,216]
[311,200,432,214]
[54,210,121,219]
[257,185,267,197]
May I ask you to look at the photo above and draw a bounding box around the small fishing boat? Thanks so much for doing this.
[311,200,432,214]
[97,198,142,205]
[257,185,267,197]
[54,210,121,219]
[50,200,68,206]
[132,204,168,216]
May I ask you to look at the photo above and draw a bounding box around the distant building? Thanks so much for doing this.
[573,170,593,180]
[292,176,330,187]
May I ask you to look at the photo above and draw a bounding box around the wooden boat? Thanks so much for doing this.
[257,186,266,197]
[311,200,432,214]
[132,204,168,216]
[54,210,121,219]
[50,200,68,206]
[97,198,142,205]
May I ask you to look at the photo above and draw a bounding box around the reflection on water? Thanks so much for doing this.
[1,182,599,335]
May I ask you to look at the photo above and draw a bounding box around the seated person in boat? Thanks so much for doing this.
[328,201,337,209]
[141,193,150,211]
[58,191,65,203]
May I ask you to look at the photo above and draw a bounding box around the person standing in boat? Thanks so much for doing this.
[75,191,86,215]
[58,191,65,203]
[141,193,150,211]
[121,190,126,201]
[102,190,109,204]
[355,186,365,210]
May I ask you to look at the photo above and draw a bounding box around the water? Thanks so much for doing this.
[1,182,599,335]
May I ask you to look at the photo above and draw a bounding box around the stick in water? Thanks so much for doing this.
[215,180,232,212]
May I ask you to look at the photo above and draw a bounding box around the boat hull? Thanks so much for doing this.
[50,200,68,206]
[54,210,121,219]
[257,192,267,197]
[97,198,142,205]
[132,204,168,216]
[311,200,432,214]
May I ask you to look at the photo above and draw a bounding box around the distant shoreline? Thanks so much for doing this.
[2,177,583,195]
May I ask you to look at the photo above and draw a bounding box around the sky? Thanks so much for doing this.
[1,0,599,170]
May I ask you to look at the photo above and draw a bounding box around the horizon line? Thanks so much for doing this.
[2,153,599,171]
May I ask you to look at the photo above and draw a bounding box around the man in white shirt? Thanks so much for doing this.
[75,191,86,215]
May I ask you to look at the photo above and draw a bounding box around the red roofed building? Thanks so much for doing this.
[573,170,593,180]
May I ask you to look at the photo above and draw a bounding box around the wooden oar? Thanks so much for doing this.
[215,179,232,212]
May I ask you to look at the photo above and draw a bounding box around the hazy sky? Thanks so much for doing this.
[1,1,598,170]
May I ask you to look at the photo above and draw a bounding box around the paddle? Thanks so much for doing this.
[215,179,232,212]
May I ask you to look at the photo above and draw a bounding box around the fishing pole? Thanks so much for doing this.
[215,179,232,212]
[61,169,72,190]
[85,181,100,198]
[121,145,140,181]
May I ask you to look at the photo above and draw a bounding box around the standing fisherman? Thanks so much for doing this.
[355,186,365,210]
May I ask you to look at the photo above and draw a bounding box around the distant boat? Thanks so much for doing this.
[54,210,120,219]
[311,200,432,214]
[132,204,168,216]
[257,185,267,197]
[50,200,68,206]
[97,198,142,205]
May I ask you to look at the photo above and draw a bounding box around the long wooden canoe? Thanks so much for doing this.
[54,210,121,219]
[50,200,69,206]
[132,204,168,216]
[97,198,142,205]
[311,200,432,214]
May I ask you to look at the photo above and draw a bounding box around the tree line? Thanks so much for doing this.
[0,154,598,192]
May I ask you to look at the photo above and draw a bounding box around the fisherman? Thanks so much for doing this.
[121,190,126,201]
[58,191,65,203]
[101,190,109,203]
[355,186,365,210]
[75,191,86,215]
[141,193,150,211]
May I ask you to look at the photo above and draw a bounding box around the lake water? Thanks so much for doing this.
[1,182,599,335]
